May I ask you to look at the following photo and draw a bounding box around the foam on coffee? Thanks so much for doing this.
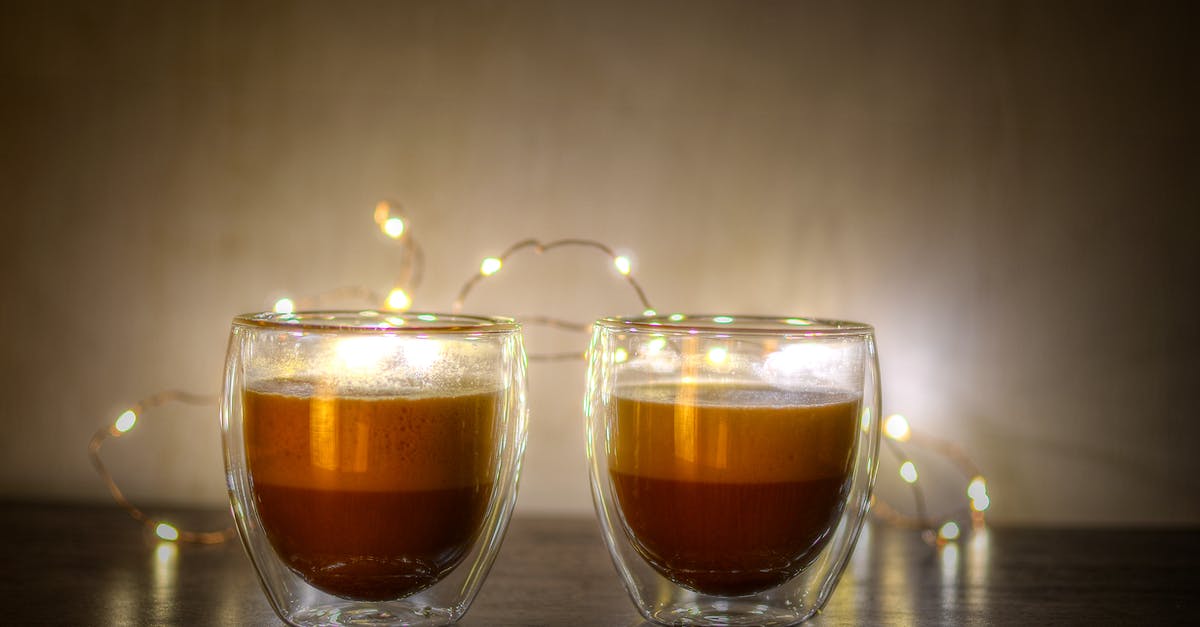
[609,382,859,485]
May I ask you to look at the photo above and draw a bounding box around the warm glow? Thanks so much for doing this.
[382,217,405,239]
[885,414,911,441]
[114,410,137,434]
[402,339,443,371]
[385,288,411,311]
[155,542,177,564]
[480,257,502,276]
[707,346,729,365]
[645,337,667,353]
[336,336,391,370]
[968,476,988,500]
[668,313,685,321]
[900,461,918,483]
[643,309,657,316]
[614,348,628,363]
[785,318,812,326]
[614,256,632,275]
[155,522,179,542]
[373,201,390,225]
[713,316,734,324]
[939,521,961,541]
[972,494,991,512]
[273,298,295,314]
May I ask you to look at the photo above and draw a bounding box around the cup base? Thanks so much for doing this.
[286,602,459,627]
[643,602,817,627]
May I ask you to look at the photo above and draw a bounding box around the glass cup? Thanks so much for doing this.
[221,311,527,626]
[586,314,880,626]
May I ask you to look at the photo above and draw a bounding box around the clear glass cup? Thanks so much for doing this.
[586,314,880,626]
[221,311,527,627]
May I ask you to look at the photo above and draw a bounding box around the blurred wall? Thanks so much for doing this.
[0,0,1195,525]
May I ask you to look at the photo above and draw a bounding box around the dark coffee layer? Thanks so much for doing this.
[252,482,491,600]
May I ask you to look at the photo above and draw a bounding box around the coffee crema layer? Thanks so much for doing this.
[243,379,500,601]
[609,382,860,596]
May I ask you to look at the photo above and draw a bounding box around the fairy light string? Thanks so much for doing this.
[89,391,234,544]
[92,199,988,546]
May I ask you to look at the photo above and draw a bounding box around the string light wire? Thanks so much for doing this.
[88,391,234,544]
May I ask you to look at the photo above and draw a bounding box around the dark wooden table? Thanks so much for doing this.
[2,501,1196,625]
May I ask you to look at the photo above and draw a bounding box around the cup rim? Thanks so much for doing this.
[594,313,873,336]
[232,310,520,334]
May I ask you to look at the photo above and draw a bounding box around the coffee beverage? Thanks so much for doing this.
[609,382,859,596]
[243,378,499,601]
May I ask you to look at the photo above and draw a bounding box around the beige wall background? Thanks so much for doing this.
[1,0,1195,525]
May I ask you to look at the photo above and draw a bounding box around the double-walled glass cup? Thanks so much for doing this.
[221,311,527,626]
[586,315,879,626]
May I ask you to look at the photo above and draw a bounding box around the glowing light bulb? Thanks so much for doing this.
[385,288,411,311]
[614,348,628,363]
[972,494,991,512]
[939,521,960,541]
[885,414,911,441]
[707,346,729,365]
[900,461,918,483]
[669,314,685,322]
[273,298,295,314]
[155,522,180,541]
[614,256,632,275]
[480,257,502,276]
[114,410,137,433]
[382,217,405,239]
[967,476,988,500]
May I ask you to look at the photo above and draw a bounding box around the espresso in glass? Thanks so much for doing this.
[588,314,879,625]
[243,378,499,601]
[609,382,860,596]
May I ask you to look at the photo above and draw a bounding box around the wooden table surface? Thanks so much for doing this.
[2,501,1196,625]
